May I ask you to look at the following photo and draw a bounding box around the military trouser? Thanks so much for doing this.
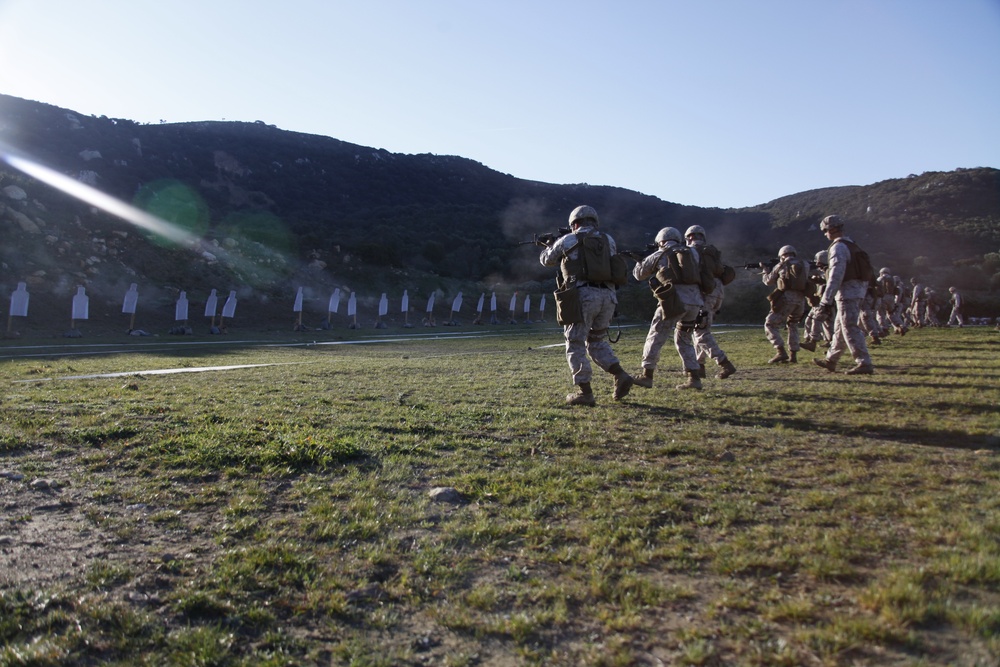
[764,291,805,351]
[563,285,620,385]
[826,296,872,366]
[641,301,701,373]
[694,284,727,365]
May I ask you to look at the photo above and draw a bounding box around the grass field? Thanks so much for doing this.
[0,324,998,666]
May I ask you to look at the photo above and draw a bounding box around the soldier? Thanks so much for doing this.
[909,277,927,328]
[539,205,633,406]
[761,245,809,363]
[925,288,943,327]
[800,250,831,352]
[947,286,965,327]
[632,227,706,390]
[860,275,885,345]
[685,225,737,379]
[895,275,912,329]
[811,215,874,375]
[878,268,908,336]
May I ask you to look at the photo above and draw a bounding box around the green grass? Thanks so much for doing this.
[0,325,998,665]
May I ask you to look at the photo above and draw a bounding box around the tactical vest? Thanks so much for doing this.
[832,238,874,283]
[654,246,701,287]
[559,229,628,286]
[701,245,724,278]
[776,257,809,293]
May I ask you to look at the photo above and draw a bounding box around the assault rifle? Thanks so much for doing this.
[743,258,779,271]
[516,227,572,247]
[618,243,659,261]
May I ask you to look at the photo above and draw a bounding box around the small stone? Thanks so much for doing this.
[718,451,736,462]
[428,487,463,504]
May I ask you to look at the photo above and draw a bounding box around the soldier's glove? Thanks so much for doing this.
[810,303,834,322]
[536,233,556,247]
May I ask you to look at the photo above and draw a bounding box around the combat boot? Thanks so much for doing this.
[676,369,703,390]
[633,368,654,388]
[845,363,874,376]
[608,364,634,401]
[789,350,798,363]
[566,382,596,406]
[716,358,737,379]
[813,358,837,373]
[799,339,817,352]
[768,347,789,364]
[870,335,881,345]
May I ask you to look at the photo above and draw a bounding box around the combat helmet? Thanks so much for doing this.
[819,215,843,232]
[779,245,796,258]
[655,227,683,246]
[568,205,599,227]
[684,225,707,242]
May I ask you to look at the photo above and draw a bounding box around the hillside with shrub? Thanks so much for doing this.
[1,93,998,327]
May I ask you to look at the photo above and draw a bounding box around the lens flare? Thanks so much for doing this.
[0,142,198,247]
[133,179,211,247]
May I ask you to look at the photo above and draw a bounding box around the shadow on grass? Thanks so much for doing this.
[710,389,999,452]
[731,415,995,451]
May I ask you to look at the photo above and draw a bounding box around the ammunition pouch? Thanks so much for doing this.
[768,289,786,313]
[720,265,736,286]
[652,281,686,320]
[554,284,583,325]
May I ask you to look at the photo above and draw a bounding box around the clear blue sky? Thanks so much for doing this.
[1,0,998,209]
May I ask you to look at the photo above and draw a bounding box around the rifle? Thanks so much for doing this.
[743,258,779,271]
[516,227,572,247]
[618,243,659,261]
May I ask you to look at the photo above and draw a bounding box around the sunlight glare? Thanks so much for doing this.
[0,142,198,247]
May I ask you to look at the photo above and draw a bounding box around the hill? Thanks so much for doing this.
[1,93,998,328]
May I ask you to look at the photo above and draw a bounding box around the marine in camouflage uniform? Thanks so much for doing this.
[811,215,874,375]
[877,268,907,336]
[800,250,831,352]
[947,287,965,327]
[894,276,911,329]
[761,245,808,363]
[909,278,927,328]
[539,205,633,406]
[685,225,737,380]
[632,227,707,390]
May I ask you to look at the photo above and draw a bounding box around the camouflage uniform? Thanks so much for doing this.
[812,216,873,375]
[762,246,808,362]
[947,287,965,327]
[685,226,736,379]
[875,268,901,334]
[909,278,927,327]
[801,251,832,350]
[632,227,705,390]
[540,205,632,405]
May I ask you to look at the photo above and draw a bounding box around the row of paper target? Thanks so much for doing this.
[5,282,548,323]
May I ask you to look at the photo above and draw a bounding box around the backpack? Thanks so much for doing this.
[777,258,809,293]
[654,246,701,287]
[566,230,628,286]
[836,239,874,284]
